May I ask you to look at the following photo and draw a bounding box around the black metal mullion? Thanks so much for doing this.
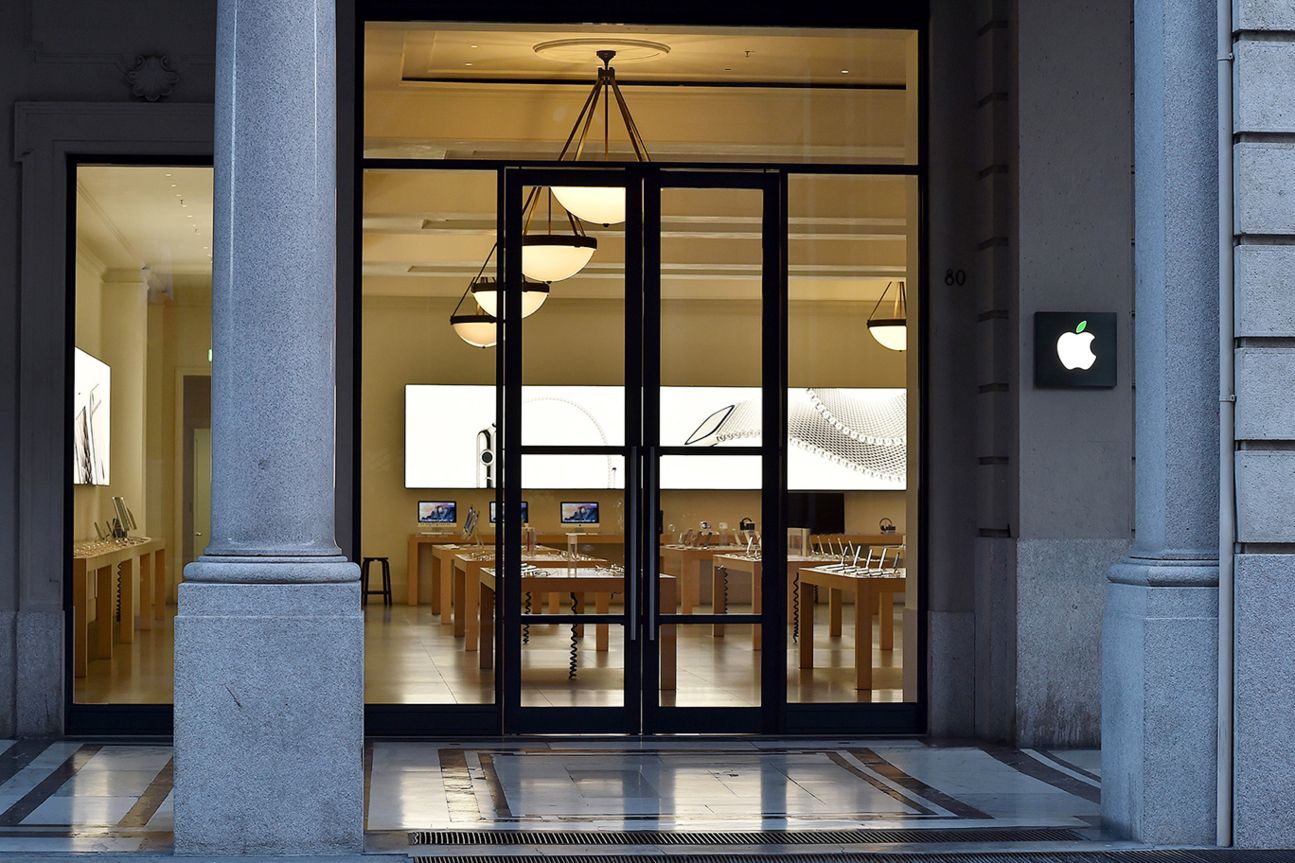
[764,171,790,732]
[501,169,525,731]
[493,167,507,717]
[642,172,663,729]
[625,171,646,728]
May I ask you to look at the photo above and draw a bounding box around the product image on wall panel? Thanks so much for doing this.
[405,385,906,490]
[72,347,111,486]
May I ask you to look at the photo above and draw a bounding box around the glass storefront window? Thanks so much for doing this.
[70,164,213,705]
[786,174,919,704]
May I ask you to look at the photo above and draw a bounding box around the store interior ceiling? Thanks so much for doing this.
[75,25,916,309]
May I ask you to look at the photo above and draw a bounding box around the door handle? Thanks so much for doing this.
[646,446,659,642]
[626,447,639,642]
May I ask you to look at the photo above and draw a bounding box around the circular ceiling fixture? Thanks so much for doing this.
[533,38,671,64]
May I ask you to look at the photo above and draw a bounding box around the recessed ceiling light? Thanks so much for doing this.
[470,44,478,49]
[165,172,173,177]
[187,214,193,219]
[841,69,850,74]
[464,62,473,66]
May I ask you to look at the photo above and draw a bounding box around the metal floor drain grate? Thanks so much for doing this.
[412,853,1295,863]
[408,828,1084,847]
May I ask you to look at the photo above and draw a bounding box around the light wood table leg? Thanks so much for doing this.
[73,560,88,678]
[681,558,701,614]
[660,577,678,690]
[439,552,455,624]
[573,592,585,638]
[453,562,467,638]
[829,587,843,637]
[596,591,610,651]
[118,557,136,643]
[429,548,441,615]
[854,582,873,690]
[153,549,167,619]
[137,553,153,631]
[547,592,560,614]
[879,588,895,650]
[479,581,495,669]
[94,565,113,659]
[464,563,481,650]
[798,580,815,671]
[407,536,420,607]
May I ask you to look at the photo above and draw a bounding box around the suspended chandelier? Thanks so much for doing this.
[447,49,653,347]
[866,281,908,352]
[548,49,651,227]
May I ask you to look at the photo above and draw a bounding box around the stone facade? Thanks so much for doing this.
[0,0,1291,850]
[1231,3,1295,848]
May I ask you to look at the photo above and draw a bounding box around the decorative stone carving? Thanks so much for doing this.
[125,54,180,102]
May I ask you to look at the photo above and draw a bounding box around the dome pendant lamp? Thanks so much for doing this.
[549,50,652,227]
[866,280,908,352]
[519,188,597,283]
[449,246,501,349]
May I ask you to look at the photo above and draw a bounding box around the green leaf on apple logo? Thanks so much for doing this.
[1076,320,1088,333]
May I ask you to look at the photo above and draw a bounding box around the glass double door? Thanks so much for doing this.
[495,167,784,733]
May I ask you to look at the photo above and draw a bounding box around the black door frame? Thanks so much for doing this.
[495,166,785,735]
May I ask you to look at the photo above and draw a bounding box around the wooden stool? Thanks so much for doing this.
[360,556,392,606]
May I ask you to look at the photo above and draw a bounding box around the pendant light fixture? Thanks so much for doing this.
[549,49,651,227]
[449,246,501,349]
[520,189,597,283]
[470,276,550,318]
[866,280,908,352]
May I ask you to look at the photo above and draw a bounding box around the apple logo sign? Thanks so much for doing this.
[1056,320,1097,371]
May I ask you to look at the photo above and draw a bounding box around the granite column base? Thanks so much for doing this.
[173,573,362,855]
[1102,567,1218,844]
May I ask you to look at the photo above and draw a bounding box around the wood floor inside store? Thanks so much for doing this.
[74,602,905,707]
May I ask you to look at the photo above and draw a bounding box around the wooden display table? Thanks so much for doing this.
[452,550,608,651]
[406,532,625,607]
[796,565,906,690]
[478,567,678,689]
[710,553,834,649]
[71,537,167,678]
[657,544,747,614]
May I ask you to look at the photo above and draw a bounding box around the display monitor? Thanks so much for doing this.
[488,500,529,524]
[417,500,457,524]
[560,501,600,525]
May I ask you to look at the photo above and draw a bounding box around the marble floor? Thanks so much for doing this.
[77,601,907,706]
[0,738,1104,855]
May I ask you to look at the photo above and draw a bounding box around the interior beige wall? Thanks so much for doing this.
[362,292,910,600]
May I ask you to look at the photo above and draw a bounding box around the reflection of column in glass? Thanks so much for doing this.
[477,424,495,488]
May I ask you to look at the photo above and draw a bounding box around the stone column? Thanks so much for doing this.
[173,0,362,855]
[1102,0,1219,844]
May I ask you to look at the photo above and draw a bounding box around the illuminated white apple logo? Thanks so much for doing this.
[1056,320,1097,371]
